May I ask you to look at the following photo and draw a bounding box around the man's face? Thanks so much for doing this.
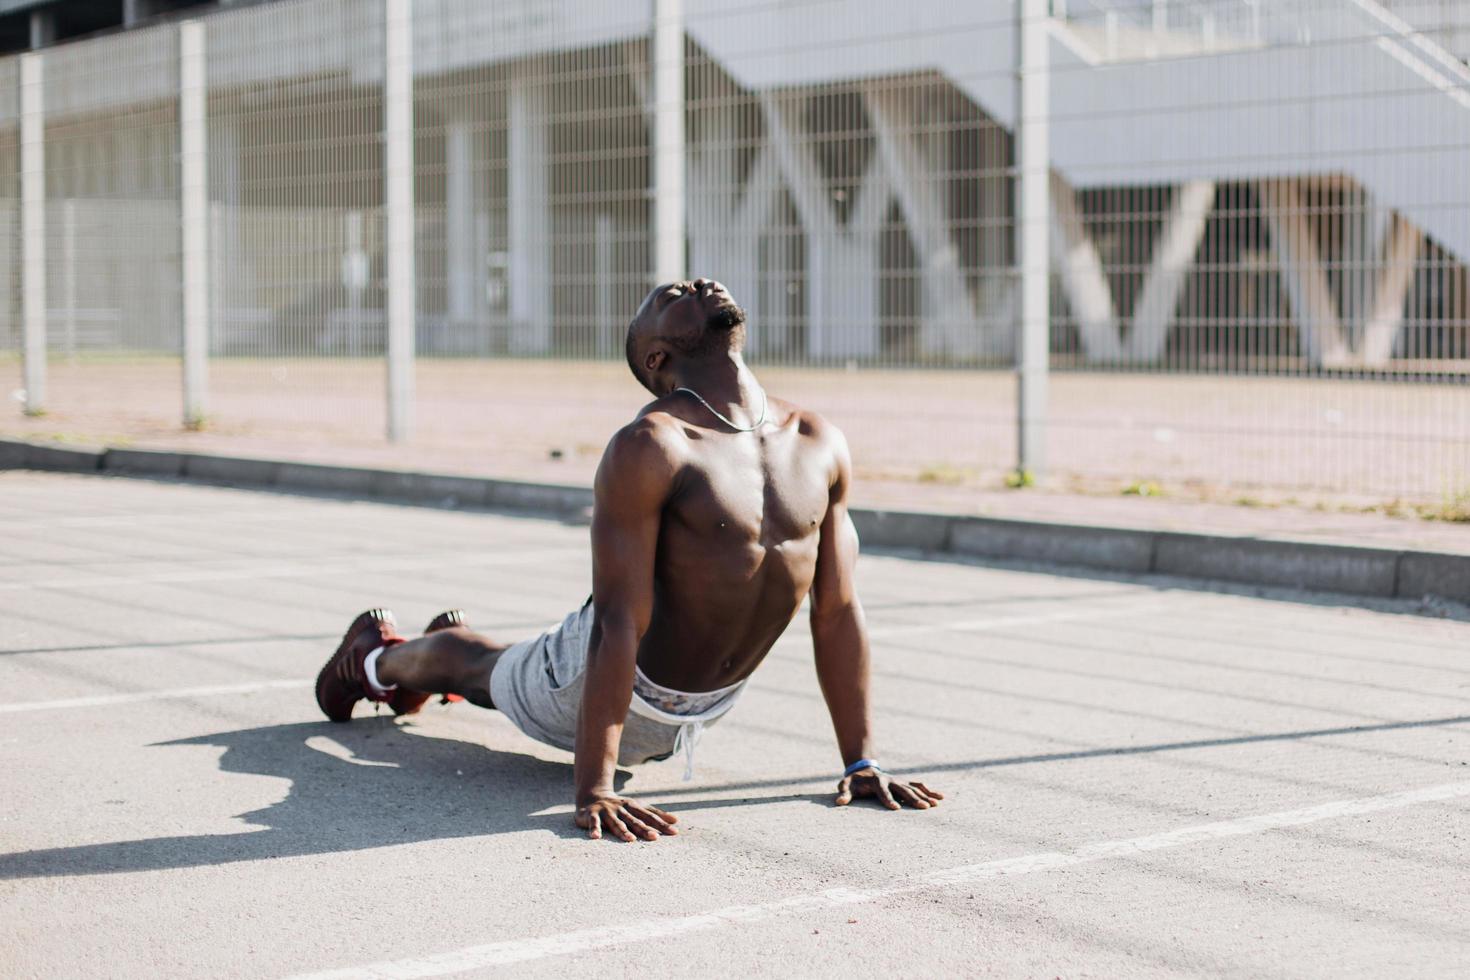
[645,278,743,344]
[627,278,747,390]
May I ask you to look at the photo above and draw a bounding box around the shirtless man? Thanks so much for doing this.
[314,277,942,842]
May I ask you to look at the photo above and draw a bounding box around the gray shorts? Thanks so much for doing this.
[488,600,735,767]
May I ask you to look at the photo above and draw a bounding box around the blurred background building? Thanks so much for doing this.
[0,0,1466,503]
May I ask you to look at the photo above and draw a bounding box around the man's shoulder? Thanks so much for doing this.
[599,411,687,474]
[772,399,852,493]
[773,397,847,450]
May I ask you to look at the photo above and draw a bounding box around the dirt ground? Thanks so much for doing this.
[2,356,1468,511]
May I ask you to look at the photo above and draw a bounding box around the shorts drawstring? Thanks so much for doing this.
[626,668,745,777]
[672,719,706,781]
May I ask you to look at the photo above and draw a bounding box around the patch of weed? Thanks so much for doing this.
[1004,468,1035,490]
[1417,488,1470,523]
[918,464,969,486]
[1121,480,1164,497]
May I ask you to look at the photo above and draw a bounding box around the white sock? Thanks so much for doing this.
[363,646,398,693]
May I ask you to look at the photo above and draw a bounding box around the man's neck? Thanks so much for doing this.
[670,356,760,410]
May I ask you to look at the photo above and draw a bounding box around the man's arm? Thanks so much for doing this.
[809,424,943,811]
[573,418,681,842]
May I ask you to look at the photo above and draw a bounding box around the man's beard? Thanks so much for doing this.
[707,304,746,332]
[675,303,747,358]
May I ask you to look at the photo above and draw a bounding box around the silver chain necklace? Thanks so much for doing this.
[672,384,769,432]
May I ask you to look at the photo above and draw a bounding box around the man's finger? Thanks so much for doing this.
[619,810,660,841]
[584,813,602,840]
[876,781,900,810]
[604,811,637,843]
[835,776,852,806]
[629,804,678,835]
[643,804,679,825]
[911,781,944,800]
[893,782,930,809]
[894,783,930,809]
[906,783,938,807]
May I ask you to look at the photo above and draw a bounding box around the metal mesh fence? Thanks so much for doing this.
[0,0,1465,505]
[1043,0,1470,501]
[199,0,387,441]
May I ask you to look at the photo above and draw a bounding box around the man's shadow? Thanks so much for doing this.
[1,717,606,880]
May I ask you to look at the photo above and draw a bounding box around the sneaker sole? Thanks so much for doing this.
[316,608,397,723]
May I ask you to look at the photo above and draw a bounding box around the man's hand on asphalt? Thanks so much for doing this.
[835,769,944,810]
[575,796,679,842]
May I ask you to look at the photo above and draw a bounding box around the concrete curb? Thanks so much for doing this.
[1,440,105,473]
[3,436,1466,604]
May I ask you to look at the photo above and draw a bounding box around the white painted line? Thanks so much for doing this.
[285,780,1470,980]
[0,508,297,532]
[5,604,1153,714]
[0,678,310,714]
[0,547,584,593]
[866,600,1156,640]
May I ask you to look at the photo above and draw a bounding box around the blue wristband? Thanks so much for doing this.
[843,758,881,778]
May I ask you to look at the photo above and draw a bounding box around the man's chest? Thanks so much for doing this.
[671,440,831,549]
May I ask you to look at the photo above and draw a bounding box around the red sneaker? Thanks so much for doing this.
[315,608,404,723]
[387,610,470,716]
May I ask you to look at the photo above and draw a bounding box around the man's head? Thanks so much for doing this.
[625,278,747,394]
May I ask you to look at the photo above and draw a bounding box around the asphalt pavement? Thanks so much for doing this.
[2,471,1467,978]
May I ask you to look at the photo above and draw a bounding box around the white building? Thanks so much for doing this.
[0,0,1465,373]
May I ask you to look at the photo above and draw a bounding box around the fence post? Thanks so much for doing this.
[652,0,685,283]
[507,73,550,354]
[62,198,75,360]
[20,52,45,416]
[384,0,415,441]
[180,20,210,429]
[1015,0,1051,479]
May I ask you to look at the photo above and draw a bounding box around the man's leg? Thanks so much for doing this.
[316,609,510,722]
[374,627,506,710]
